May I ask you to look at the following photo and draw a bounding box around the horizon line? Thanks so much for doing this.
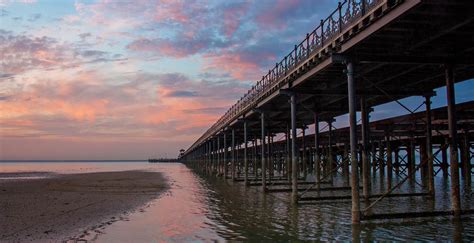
[0,159,178,162]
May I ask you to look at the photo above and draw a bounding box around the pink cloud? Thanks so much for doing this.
[255,0,300,29]
[154,0,189,23]
[0,70,241,144]
[127,38,206,58]
[0,81,109,123]
[222,3,249,37]
[203,49,275,81]
[0,31,124,76]
[0,32,70,74]
[141,75,235,128]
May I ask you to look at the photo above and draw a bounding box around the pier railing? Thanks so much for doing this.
[187,0,384,152]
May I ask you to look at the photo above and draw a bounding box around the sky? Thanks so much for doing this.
[0,0,473,160]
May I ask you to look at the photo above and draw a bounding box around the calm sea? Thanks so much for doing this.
[1,161,473,241]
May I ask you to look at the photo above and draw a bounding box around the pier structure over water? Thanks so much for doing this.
[180,0,474,223]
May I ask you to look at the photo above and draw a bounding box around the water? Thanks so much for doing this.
[1,162,473,241]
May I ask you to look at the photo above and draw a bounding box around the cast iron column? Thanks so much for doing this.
[291,93,298,204]
[425,95,435,195]
[361,96,371,199]
[223,132,227,178]
[244,120,249,186]
[314,112,321,185]
[231,129,235,180]
[261,112,267,192]
[445,64,461,216]
[347,61,360,223]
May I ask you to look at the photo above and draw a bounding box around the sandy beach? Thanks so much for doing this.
[0,170,168,242]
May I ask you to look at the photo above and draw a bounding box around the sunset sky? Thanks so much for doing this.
[1,0,473,160]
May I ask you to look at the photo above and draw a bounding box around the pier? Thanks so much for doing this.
[180,0,474,224]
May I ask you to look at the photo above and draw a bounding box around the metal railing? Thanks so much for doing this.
[185,0,384,154]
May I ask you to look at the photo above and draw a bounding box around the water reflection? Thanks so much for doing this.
[91,163,473,241]
[7,162,469,241]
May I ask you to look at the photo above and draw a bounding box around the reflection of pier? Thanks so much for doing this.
[180,0,474,223]
[148,158,180,163]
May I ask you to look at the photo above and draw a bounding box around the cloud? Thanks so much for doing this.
[79,32,92,40]
[220,2,249,37]
[0,30,68,74]
[166,90,199,97]
[81,50,107,57]
[126,38,199,58]
[0,69,246,142]
[153,0,189,23]
[255,0,299,29]
[202,43,280,81]
[0,73,14,79]
[27,13,41,22]
[0,0,37,6]
[127,33,227,58]
[0,9,8,17]
[1,76,111,122]
[183,106,228,114]
[0,30,126,75]
[74,0,328,80]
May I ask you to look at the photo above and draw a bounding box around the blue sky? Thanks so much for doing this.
[0,0,472,159]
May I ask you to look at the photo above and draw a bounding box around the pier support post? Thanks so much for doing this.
[254,136,258,179]
[420,140,427,182]
[379,141,385,177]
[203,145,206,172]
[302,125,307,179]
[244,120,249,186]
[217,134,221,176]
[371,142,377,178]
[237,144,241,176]
[268,131,273,181]
[445,64,461,216]
[291,93,298,204]
[425,95,435,195]
[442,139,449,177]
[343,144,350,184]
[386,134,392,189]
[394,147,400,175]
[213,138,216,174]
[327,120,334,176]
[210,140,213,174]
[346,61,360,223]
[231,129,235,180]
[224,132,227,178]
[408,132,416,180]
[461,132,471,187]
[207,140,211,174]
[314,113,321,185]
[202,146,205,171]
[215,138,219,174]
[361,96,371,199]
[286,124,291,182]
[261,112,267,192]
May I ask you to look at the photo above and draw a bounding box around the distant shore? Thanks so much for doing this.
[0,170,168,242]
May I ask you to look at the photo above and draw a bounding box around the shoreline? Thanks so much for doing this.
[0,170,168,242]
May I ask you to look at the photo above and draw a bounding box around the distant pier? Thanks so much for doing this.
[148,158,180,163]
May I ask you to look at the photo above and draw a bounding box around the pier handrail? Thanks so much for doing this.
[186,0,384,153]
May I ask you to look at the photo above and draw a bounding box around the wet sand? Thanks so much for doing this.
[0,170,168,242]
